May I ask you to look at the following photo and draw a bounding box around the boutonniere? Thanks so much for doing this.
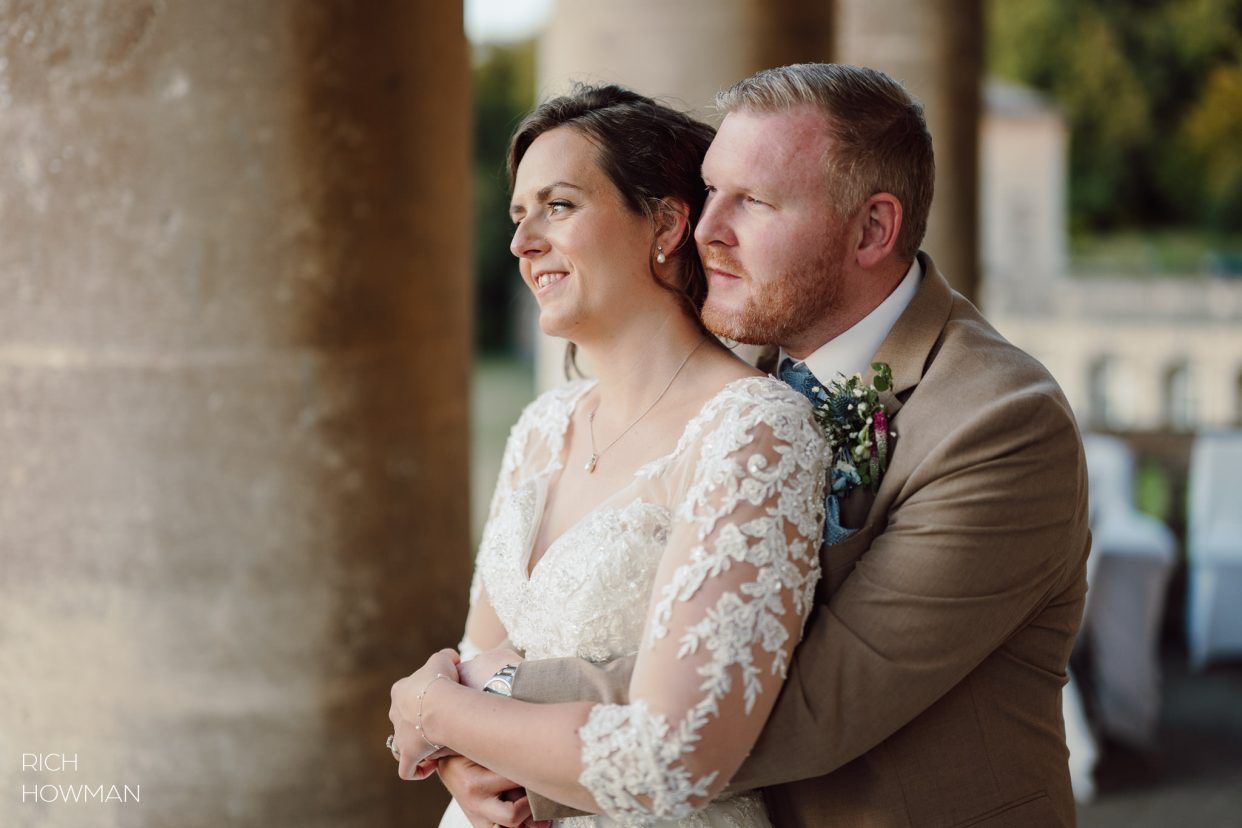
[808,362,896,498]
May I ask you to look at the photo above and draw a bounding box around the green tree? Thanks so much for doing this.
[988,0,1242,233]
[1178,60,1242,226]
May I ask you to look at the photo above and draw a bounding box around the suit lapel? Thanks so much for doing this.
[852,253,955,527]
[866,251,954,417]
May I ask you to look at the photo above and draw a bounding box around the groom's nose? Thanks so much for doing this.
[695,198,736,248]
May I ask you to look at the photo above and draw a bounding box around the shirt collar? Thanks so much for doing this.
[784,257,922,383]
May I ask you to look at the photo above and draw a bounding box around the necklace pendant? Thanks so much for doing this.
[585,454,598,473]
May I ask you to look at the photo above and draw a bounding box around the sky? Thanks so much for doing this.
[464,0,553,43]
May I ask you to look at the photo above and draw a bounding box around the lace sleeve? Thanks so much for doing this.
[458,386,562,659]
[458,459,515,659]
[457,567,486,661]
[577,382,826,821]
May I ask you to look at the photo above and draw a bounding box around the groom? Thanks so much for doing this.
[446,63,1090,827]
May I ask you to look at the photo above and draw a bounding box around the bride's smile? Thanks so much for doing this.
[508,126,672,343]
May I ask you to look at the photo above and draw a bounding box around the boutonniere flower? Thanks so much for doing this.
[808,362,896,498]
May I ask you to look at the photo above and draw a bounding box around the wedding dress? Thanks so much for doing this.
[440,376,826,827]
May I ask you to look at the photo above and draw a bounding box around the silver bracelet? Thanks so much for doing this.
[416,673,452,752]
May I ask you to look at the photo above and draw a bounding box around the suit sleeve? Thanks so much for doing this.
[513,657,635,820]
[520,386,1087,815]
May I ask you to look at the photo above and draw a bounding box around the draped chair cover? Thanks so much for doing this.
[1081,434,1176,748]
[1187,430,1242,669]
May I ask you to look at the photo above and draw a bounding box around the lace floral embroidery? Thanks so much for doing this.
[579,701,716,820]
[577,382,826,823]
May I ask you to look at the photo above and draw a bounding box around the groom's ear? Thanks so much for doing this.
[855,193,903,269]
[653,197,692,255]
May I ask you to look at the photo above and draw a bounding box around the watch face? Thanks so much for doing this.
[483,676,512,696]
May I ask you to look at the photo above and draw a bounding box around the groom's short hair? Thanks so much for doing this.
[716,63,934,261]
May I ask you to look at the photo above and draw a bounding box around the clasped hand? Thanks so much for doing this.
[388,648,461,780]
[391,647,546,826]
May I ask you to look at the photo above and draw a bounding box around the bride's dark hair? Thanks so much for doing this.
[507,83,716,377]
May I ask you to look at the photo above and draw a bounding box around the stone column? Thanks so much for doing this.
[532,0,835,390]
[538,0,834,117]
[0,2,469,826]
[836,0,983,301]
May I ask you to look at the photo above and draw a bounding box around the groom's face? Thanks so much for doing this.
[696,106,849,355]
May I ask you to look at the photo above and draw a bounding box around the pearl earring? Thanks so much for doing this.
[656,247,667,264]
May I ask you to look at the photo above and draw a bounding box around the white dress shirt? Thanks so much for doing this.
[783,258,922,384]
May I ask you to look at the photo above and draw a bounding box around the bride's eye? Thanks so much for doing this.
[548,199,573,215]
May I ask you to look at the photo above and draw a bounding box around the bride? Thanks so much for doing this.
[388,84,827,826]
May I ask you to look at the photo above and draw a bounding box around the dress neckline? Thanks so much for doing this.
[521,374,773,580]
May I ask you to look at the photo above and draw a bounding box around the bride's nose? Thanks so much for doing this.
[510,220,549,259]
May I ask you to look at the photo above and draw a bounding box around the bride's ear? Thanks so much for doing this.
[652,197,691,259]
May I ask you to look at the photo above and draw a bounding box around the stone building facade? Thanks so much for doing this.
[981,81,1242,432]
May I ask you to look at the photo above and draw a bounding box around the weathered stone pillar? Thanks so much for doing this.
[539,0,834,117]
[0,2,469,826]
[533,0,835,389]
[836,0,983,301]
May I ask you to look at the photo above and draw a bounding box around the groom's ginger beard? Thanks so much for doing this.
[700,238,844,351]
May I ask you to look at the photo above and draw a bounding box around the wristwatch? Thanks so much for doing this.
[481,664,518,697]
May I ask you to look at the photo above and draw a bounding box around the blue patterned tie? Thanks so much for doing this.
[778,359,856,546]
[778,358,824,405]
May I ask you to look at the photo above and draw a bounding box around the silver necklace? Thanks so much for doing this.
[585,338,707,473]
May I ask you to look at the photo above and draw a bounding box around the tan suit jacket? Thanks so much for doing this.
[513,254,1091,826]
